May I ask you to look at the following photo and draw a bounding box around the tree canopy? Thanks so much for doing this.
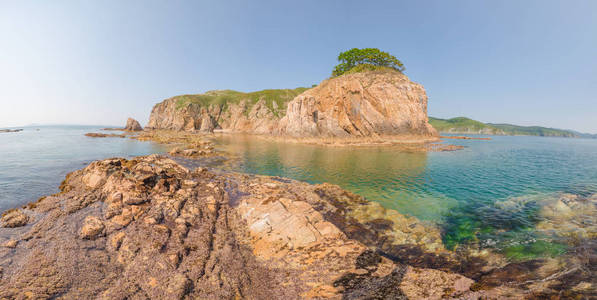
[332,48,405,76]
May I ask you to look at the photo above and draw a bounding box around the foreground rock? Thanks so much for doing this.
[125,118,143,131]
[0,155,471,299]
[146,70,438,142]
[0,156,592,298]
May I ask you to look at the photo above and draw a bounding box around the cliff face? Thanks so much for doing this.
[146,90,301,133]
[277,70,437,137]
[146,71,437,139]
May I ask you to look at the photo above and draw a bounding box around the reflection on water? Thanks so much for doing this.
[214,134,597,260]
[215,135,458,221]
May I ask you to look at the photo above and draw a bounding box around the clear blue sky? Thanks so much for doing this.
[1,0,596,133]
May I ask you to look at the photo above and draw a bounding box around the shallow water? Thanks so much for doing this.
[0,125,166,212]
[214,134,597,259]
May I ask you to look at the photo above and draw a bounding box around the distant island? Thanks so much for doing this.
[429,117,596,138]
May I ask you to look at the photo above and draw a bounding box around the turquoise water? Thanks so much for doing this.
[215,135,597,259]
[0,126,165,212]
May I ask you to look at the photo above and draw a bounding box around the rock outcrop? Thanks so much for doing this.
[146,71,437,139]
[125,118,143,131]
[277,70,437,138]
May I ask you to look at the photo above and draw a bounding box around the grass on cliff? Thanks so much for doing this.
[173,88,309,117]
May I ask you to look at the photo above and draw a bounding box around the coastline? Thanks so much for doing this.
[1,130,594,298]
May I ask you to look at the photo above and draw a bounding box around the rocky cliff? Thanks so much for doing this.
[146,70,437,139]
[146,89,306,133]
[277,70,436,137]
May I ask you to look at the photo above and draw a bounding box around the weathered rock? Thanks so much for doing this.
[147,96,281,133]
[278,70,437,138]
[146,71,437,140]
[0,209,29,228]
[2,240,17,248]
[79,216,105,239]
[125,118,143,131]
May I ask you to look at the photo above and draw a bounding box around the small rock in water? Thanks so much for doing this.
[125,118,143,131]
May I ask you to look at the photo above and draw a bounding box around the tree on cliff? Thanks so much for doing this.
[332,48,405,76]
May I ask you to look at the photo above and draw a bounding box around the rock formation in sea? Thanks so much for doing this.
[146,70,437,139]
[125,118,143,131]
[277,70,437,137]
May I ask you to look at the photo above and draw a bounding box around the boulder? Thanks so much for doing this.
[79,216,105,239]
[125,118,143,131]
[0,209,29,228]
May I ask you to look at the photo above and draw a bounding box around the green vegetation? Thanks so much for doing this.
[429,117,492,133]
[502,240,568,261]
[173,87,309,117]
[332,48,405,76]
[429,117,578,137]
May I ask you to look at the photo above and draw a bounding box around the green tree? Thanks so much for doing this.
[332,48,405,76]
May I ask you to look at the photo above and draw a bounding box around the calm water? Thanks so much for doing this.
[0,126,166,212]
[214,135,597,259]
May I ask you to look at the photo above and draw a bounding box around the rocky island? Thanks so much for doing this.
[147,69,438,144]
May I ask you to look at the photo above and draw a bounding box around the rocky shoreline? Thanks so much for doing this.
[1,132,594,299]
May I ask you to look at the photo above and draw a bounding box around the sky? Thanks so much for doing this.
[1,1,596,133]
